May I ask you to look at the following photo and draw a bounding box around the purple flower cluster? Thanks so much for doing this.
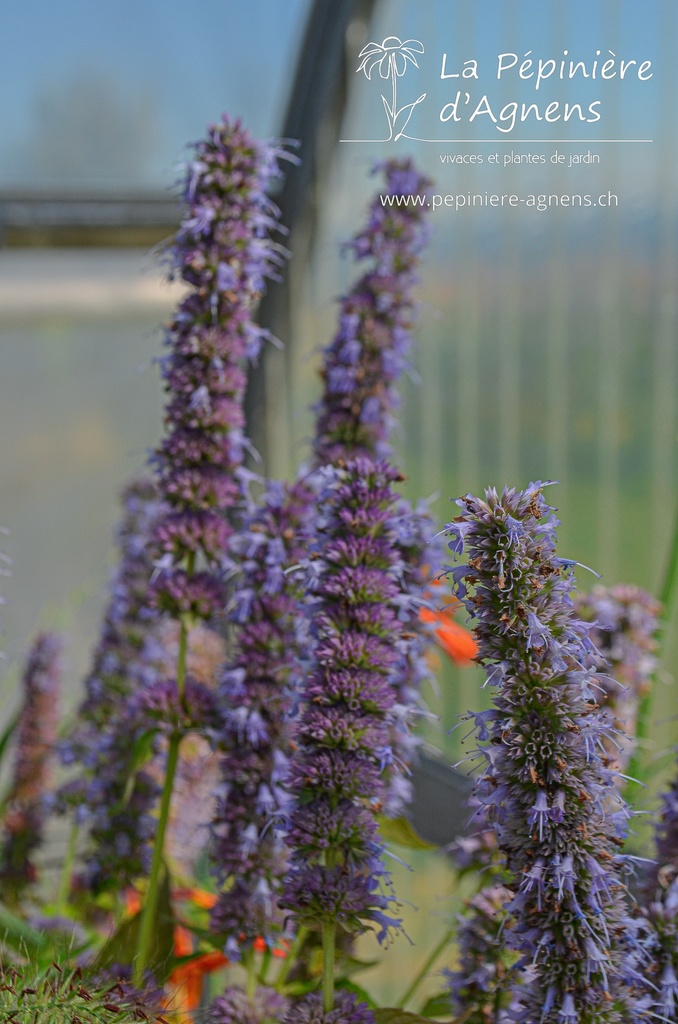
[312,159,431,466]
[639,883,678,1023]
[210,479,312,953]
[655,775,678,887]
[210,985,289,1024]
[0,632,61,898]
[60,119,293,894]
[78,478,168,726]
[281,459,408,950]
[151,115,293,622]
[59,479,171,890]
[575,584,659,771]
[447,884,515,1023]
[447,483,644,1023]
[311,160,437,817]
[283,990,376,1024]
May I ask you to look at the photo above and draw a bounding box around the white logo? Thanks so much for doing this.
[356,36,427,142]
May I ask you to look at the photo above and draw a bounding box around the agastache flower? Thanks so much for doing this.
[311,159,439,818]
[446,885,517,1023]
[151,115,294,622]
[313,158,431,466]
[447,482,645,1023]
[281,459,408,962]
[638,881,678,1024]
[0,632,61,899]
[210,985,289,1024]
[77,478,168,727]
[575,584,660,772]
[283,990,377,1024]
[58,479,171,890]
[210,479,312,953]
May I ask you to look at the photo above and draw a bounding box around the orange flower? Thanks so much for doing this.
[166,949,229,1022]
[174,886,218,910]
[420,597,477,664]
[122,889,227,1022]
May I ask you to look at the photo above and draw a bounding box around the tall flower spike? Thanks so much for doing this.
[282,459,410,1016]
[0,632,61,901]
[151,115,294,625]
[209,478,313,954]
[78,477,168,727]
[58,478,171,890]
[133,117,295,986]
[312,158,438,818]
[446,884,517,1023]
[313,158,431,467]
[575,584,660,772]
[638,616,678,1024]
[447,483,645,1023]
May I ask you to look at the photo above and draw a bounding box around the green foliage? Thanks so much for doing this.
[0,962,166,1023]
[418,992,457,1019]
[335,979,378,1008]
[376,816,436,851]
[0,902,52,960]
[119,729,159,810]
[95,867,174,983]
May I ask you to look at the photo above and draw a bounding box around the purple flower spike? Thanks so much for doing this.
[575,584,660,772]
[58,479,172,891]
[281,459,408,950]
[310,159,438,819]
[210,479,313,950]
[313,158,431,467]
[78,477,168,727]
[446,884,516,1023]
[152,115,294,618]
[283,990,376,1024]
[0,632,62,898]
[210,985,289,1024]
[60,119,293,893]
[447,483,646,1023]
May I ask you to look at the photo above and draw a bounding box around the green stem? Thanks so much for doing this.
[321,921,336,1014]
[397,928,454,1009]
[56,822,79,913]
[245,948,256,1002]
[625,500,678,802]
[259,945,272,986]
[177,616,188,705]
[177,551,195,708]
[133,731,180,986]
[274,924,309,991]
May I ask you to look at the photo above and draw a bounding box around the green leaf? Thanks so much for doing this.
[335,954,379,977]
[377,816,436,850]
[95,867,174,982]
[0,713,21,812]
[119,729,159,808]
[283,979,321,997]
[0,903,51,957]
[419,993,456,1019]
[336,979,378,1008]
[0,711,20,765]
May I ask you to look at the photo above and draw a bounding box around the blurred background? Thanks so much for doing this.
[1,0,677,999]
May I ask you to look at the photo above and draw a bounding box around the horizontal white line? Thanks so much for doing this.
[340,138,654,144]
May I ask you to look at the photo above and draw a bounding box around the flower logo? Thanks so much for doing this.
[357,36,426,141]
[357,36,424,79]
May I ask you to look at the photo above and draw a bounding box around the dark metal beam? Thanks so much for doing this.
[245,0,378,470]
